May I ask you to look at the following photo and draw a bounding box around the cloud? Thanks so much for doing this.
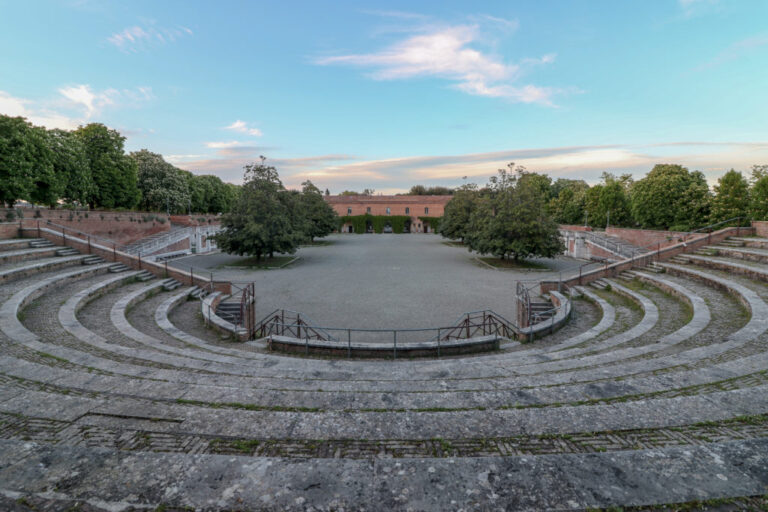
[696,33,768,71]
[679,0,719,17]
[315,23,564,105]
[108,23,193,53]
[205,141,242,149]
[57,84,153,119]
[0,90,80,129]
[224,120,263,136]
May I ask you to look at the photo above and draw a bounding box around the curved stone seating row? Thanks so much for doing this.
[1,260,752,392]
[2,234,768,509]
[1,262,760,406]
[677,253,768,283]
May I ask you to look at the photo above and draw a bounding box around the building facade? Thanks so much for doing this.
[325,195,452,233]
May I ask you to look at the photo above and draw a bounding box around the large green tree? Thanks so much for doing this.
[464,164,564,260]
[299,180,338,242]
[585,173,632,228]
[630,164,711,230]
[47,128,92,206]
[0,115,54,207]
[711,169,750,224]
[214,159,305,260]
[548,179,589,225]
[750,165,768,221]
[130,149,190,213]
[75,123,140,209]
[439,184,479,241]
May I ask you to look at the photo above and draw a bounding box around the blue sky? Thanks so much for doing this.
[1,0,767,193]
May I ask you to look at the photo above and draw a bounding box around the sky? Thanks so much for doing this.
[1,0,767,193]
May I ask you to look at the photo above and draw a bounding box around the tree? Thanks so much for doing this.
[131,149,190,213]
[26,125,58,207]
[75,123,140,209]
[439,184,479,241]
[584,173,631,228]
[0,115,54,207]
[407,185,454,195]
[711,169,749,224]
[548,179,588,225]
[299,180,338,242]
[630,164,711,230]
[47,128,92,206]
[750,165,768,221]
[214,159,304,260]
[464,164,564,260]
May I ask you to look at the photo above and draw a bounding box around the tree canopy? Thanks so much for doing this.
[214,160,338,259]
[461,164,564,260]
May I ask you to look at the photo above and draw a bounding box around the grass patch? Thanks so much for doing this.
[300,239,334,247]
[478,257,549,270]
[218,255,296,270]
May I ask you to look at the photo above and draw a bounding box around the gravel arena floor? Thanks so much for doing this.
[170,234,591,330]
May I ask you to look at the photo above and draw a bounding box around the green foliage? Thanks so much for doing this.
[751,165,768,221]
[405,185,454,195]
[47,128,92,206]
[75,123,141,209]
[585,173,632,227]
[630,164,711,230]
[0,115,54,207]
[463,163,564,260]
[340,214,411,233]
[548,179,588,225]
[215,159,335,259]
[711,169,750,224]
[440,184,479,241]
[418,216,442,232]
[299,180,339,241]
[131,149,190,213]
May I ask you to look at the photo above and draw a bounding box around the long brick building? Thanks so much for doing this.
[324,195,452,233]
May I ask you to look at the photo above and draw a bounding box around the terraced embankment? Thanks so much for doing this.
[1,232,767,511]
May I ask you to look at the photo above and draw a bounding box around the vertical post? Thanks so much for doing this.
[305,332,309,355]
[190,267,193,286]
[138,252,142,270]
[165,261,168,278]
[113,244,116,262]
[87,236,91,254]
[37,221,40,238]
[347,329,351,358]
[281,310,285,336]
[62,228,65,245]
[393,330,397,360]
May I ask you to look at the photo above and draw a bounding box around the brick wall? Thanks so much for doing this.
[170,215,221,227]
[325,195,452,217]
[585,243,618,260]
[0,223,20,240]
[606,227,688,249]
[559,225,592,232]
[752,221,768,237]
[5,208,171,245]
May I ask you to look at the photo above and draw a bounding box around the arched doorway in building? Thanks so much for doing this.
[365,219,373,233]
[404,219,412,233]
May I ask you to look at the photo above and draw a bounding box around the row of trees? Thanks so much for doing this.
[214,159,338,260]
[0,114,240,213]
[546,164,768,231]
[441,164,564,260]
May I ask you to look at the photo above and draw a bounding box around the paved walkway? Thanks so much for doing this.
[170,234,587,329]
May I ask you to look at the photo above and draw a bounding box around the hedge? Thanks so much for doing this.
[339,214,411,234]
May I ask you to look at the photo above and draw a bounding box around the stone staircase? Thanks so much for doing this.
[0,233,767,509]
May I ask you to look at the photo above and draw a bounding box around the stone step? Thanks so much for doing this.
[82,255,104,265]
[589,279,609,290]
[161,277,182,291]
[55,247,79,257]
[670,255,691,264]
[28,240,54,248]
[188,286,207,299]
[136,270,154,282]
[108,263,129,273]
[718,240,745,247]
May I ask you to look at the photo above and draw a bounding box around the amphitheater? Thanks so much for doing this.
[1,218,768,511]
